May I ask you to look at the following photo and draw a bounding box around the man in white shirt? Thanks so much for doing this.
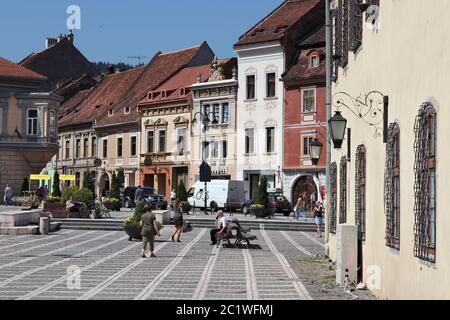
[210,210,228,245]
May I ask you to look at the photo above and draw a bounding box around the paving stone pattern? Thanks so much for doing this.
[0,229,375,300]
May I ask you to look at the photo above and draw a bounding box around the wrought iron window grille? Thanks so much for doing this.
[355,144,366,241]
[339,156,348,224]
[330,162,338,234]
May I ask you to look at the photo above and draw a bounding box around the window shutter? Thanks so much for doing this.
[340,0,349,67]
[349,0,363,52]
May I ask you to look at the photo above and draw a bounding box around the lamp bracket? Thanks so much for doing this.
[332,90,385,138]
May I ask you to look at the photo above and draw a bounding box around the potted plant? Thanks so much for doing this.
[102,198,121,211]
[176,181,191,214]
[123,200,145,241]
[249,177,273,218]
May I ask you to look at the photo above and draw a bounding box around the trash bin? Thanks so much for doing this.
[39,217,50,235]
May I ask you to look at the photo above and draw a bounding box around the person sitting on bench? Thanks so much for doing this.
[66,196,85,217]
[210,210,228,245]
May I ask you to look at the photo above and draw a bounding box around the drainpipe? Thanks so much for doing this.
[324,0,332,250]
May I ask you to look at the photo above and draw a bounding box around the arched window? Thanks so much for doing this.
[330,162,338,234]
[355,145,366,241]
[339,156,347,223]
[413,104,436,262]
[385,123,400,250]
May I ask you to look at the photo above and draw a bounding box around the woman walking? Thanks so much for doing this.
[140,204,160,258]
[171,198,183,242]
[313,201,324,238]
[294,192,307,221]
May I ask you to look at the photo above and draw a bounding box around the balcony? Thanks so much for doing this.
[0,135,58,146]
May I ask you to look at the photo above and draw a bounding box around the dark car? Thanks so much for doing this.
[241,193,293,216]
[121,187,168,210]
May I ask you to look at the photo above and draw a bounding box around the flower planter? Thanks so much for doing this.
[43,202,68,218]
[250,208,274,219]
[103,202,121,212]
[124,223,142,241]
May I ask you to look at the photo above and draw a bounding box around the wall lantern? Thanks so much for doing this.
[328,111,347,149]
[309,138,324,165]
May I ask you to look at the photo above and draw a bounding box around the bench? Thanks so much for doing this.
[216,219,257,248]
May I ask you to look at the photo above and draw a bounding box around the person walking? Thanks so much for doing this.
[43,186,49,200]
[209,210,228,245]
[4,184,12,206]
[140,204,160,258]
[313,201,324,238]
[171,198,183,242]
[294,192,307,221]
[309,192,316,214]
[135,185,144,206]
[170,189,176,209]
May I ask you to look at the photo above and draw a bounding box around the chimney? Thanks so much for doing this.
[67,30,74,44]
[57,34,63,43]
[196,72,202,83]
[107,64,115,74]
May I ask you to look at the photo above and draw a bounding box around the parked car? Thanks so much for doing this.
[187,180,245,212]
[121,187,168,210]
[241,193,293,216]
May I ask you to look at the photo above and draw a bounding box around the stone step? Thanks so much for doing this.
[0,226,39,235]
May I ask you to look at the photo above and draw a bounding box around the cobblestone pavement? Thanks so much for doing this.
[0,228,376,300]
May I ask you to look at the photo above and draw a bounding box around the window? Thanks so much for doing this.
[302,88,316,113]
[349,0,363,52]
[385,123,400,250]
[266,73,276,98]
[339,156,347,223]
[130,136,137,157]
[341,0,349,67]
[266,127,275,153]
[203,104,211,116]
[176,128,186,155]
[49,110,56,136]
[103,139,108,159]
[245,128,255,154]
[211,141,219,159]
[158,130,166,152]
[310,55,320,68]
[92,137,98,157]
[355,145,367,241]
[213,104,220,123]
[0,108,2,133]
[124,107,130,114]
[413,104,437,262]
[246,75,256,100]
[65,140,70,160]
[108,109,114,117]
[75,139,81,159]
[222,141,228,159]
[222,103,230,124]
[147,131,154,153]
[117,137,123,157]
[202,141,210,159]
[83,138,89,158]
[27,109,38,136]
[330,162,338,234]
[302,136,314,156]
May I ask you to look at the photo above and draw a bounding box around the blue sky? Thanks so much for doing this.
[0,0,283,65]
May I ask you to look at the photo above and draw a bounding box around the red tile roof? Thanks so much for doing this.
[234,0,321,47]
[138,64,212,106]
[59,66,145,128]
[283,48,325,87]
[58,88,93,120]
[0,56,46,81]
[94,42,213,127]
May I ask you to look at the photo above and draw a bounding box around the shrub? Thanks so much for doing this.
[52,172,61,197]
[83,172,95,196]
[73,188,94,204]
[46,196,61,203]
[61,187,78,203]
[132,200,147,224]
[176,180,188,201]
[103,198,120,204]
[109,172,120,200]
[250,204,265,209]
[255,176,269,208]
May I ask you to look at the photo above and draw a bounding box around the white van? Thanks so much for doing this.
[187,180,245,212]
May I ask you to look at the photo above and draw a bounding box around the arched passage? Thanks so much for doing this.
[99,173,110,197]
[292,174,321,212]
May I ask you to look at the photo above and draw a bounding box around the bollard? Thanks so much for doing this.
[39,217,50,235]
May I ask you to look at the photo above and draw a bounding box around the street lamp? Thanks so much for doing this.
[328,111,347,149]
[309,138,323,166]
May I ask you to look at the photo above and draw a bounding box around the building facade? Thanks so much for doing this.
[189,58,238,189]
[234,0,324,200]
[282,25,327,204]
[0,57,61,196]
[327,0,450,299]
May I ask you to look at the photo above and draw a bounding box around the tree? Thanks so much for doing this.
[117,169,125,190]
[176,180,188,201]
[255,176,269,208]
[83,172,95,196]
[109,172,120,199]
[52,172,61,197]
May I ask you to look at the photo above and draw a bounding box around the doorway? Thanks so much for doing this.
[249,174,260,200]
